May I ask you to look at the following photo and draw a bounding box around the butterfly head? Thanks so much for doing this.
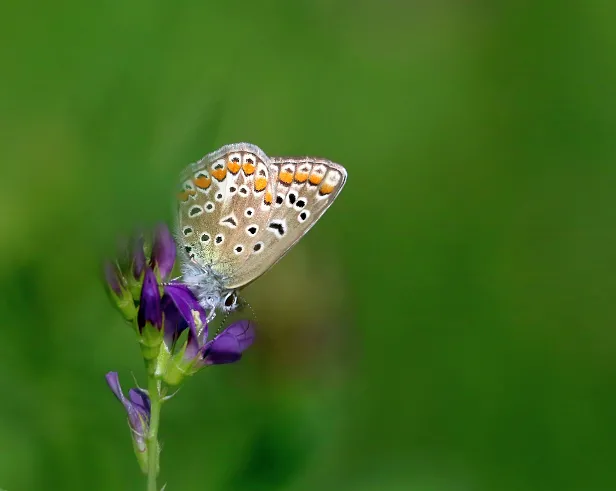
[199,288,240,316]
[221,289,240,312]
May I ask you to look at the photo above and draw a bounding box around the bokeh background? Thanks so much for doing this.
[1,1,616,490]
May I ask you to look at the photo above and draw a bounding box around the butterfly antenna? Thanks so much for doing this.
[238,296,257,323]
[215,312,230,336]
[242,297,258,323]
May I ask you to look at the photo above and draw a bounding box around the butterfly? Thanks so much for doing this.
[175,142,347,322]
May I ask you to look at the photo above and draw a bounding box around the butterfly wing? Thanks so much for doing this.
[176,143,277,280]
[222,156,347,289]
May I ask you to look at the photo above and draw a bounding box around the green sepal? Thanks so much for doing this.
[128,409,151,474]
[162,342,200,386]
[127,273,143,303]
[140,323,164,375]
[162,309,207,385]
[133,435,149,475]
[134,438,160,476]
[110,287,138,322]
[154,342,171,380]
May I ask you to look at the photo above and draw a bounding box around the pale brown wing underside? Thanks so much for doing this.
[176,143,347,289]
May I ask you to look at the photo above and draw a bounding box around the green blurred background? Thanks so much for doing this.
[1,1,616,490]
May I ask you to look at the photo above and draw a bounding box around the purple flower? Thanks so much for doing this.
[103,259,137,321]
[138,267,163,332]
[105,372,150,462]
[201,320,255,365]
[132,234,146,280]
[104,261,123,296]
[104,223,255,383]
[162,308,255,385]
[104,223,176,328]
[161,283,207,346]
[150,224,176,279]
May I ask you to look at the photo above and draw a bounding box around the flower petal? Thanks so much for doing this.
[201,320,255,365]
[104,261,123,296]
[132,234,146,279]
[184,320,201,361]
[128,388,151,417]
[223,320,255,352]
[105,372,127,405]
[161,293,188,348]
[151,224,176,279]
[137,267,162,330]
[163,283,208,353]
[105,372,149,452]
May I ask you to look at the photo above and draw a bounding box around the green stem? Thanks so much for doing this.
[146,375,162,491]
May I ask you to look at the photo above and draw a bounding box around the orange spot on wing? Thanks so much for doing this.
[309,174,323,185]
[211,168,227,181]
[264,191,273,205]
[227,160,241,174]
[193,176,211,189]
[319,183,335,195]
[178,190,196,201]
[243,162,255,175]
[279,171,294,185]
[294,172,308,183]
[255,177,267,192]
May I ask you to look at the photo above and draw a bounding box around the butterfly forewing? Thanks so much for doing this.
[177,143,275,280]
[223,157,347,288]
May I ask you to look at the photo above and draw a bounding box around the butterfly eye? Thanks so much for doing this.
[224,292,238,309]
